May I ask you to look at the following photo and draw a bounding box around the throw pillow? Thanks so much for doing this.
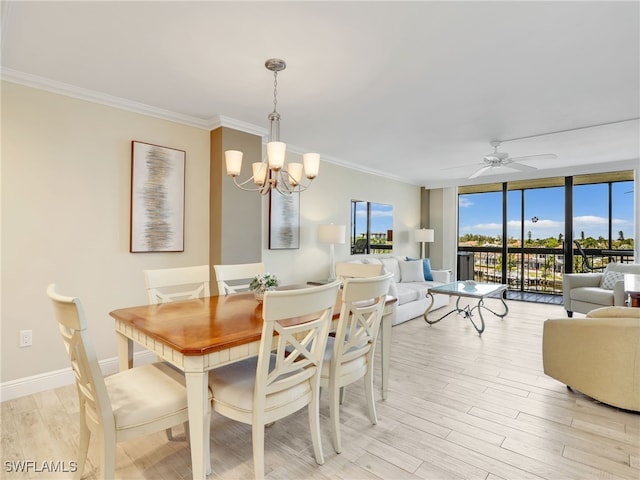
[380,258,401,282]
[600,267,624,290]
[399,259,424,282]
[406,257,433,281]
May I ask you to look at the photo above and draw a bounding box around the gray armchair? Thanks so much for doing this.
[563,262,640,317]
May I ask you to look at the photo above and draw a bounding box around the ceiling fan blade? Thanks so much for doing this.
[505,162,538,172]
[441,162,484,171]
[469,165,492,179]
[508,153,557,162]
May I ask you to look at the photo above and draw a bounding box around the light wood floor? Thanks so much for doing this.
[2,299,639,479]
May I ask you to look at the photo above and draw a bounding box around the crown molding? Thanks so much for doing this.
[319,152,414,185]
[208,115,267,138]
[1,68,212,129]
[1,68,417,185]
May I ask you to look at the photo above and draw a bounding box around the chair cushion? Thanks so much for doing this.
[209,356,309,413]
[570,287,614,306]
[105,362,189,430]
[320,337,367,380]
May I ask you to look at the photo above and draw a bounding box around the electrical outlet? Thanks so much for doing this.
[19,330,32,348]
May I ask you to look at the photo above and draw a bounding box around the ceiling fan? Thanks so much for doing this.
[468,141,558,179]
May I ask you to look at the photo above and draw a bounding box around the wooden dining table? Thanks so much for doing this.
[110,290,397,480]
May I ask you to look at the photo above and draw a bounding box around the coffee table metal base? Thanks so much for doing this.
[424,283,508,335]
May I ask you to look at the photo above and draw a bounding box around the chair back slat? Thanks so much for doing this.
[332,273,393,375]
[213,262,265,295]
[256,281,341,404]
[144,265,210,304]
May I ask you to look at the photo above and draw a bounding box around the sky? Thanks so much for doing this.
[459,181,635,241]
[353,201,393,236]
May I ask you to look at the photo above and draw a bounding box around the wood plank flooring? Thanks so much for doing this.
[2,299,639,479]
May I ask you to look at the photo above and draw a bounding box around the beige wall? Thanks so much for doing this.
[210,127,262,275]
[1,82,424,390]
[1,82,210,382]
[262,157,423,284]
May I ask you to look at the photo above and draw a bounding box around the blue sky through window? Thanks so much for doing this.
[353,202,393,237]
[459,181,634,241]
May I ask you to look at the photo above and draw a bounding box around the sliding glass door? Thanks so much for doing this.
[507,185,565,293]
[458,170,635,298]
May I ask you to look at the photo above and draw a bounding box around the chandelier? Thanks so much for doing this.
[224,58,320,195]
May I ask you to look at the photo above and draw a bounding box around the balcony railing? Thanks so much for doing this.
[458,246,636,296]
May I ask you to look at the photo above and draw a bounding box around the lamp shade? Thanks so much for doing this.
[318,224,346,244]
[415,228,434,243]
[267,141,286,170]
[225,150,243,176]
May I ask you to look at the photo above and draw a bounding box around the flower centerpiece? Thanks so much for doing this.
[249,272,279,303]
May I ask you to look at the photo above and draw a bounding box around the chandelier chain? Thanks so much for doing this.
[272,72,278,114]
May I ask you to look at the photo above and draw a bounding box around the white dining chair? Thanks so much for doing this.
[320,272,393,454]
[143,264,210,304]
[143,264,211,440]
[46,284,212,480]
[213,262,265,295]
[208,280,341,479]
[335,262,384,279]
[333,261,387,402]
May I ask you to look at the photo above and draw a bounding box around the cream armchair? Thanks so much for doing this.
[543,306,640,412]
[563,262,640,317]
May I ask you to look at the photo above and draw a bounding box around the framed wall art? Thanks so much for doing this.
[269,189,300,249]
[130,141,185,252]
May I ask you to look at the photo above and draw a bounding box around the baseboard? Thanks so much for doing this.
[0,350,157,402]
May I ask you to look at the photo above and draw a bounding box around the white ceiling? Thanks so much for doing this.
[2,1,639,188]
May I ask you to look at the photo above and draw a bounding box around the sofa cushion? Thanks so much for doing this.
[395,282,429,305]
[362,257,382,265]
[399,259,424,282]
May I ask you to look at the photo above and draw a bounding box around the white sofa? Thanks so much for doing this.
[349,255,452,325]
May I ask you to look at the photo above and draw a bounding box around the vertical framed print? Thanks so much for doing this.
[269,190,300,249]
[130,141,185,252]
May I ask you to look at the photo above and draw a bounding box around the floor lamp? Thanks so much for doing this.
[415,228,434,259]
[318,224,346,281]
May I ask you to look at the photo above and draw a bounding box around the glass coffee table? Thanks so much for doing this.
[424,281,508,335]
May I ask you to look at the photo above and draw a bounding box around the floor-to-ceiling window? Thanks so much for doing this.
[458,170,635,298]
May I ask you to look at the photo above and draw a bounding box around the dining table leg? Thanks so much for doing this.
[184,365,211,479]
[115,330,133,371]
